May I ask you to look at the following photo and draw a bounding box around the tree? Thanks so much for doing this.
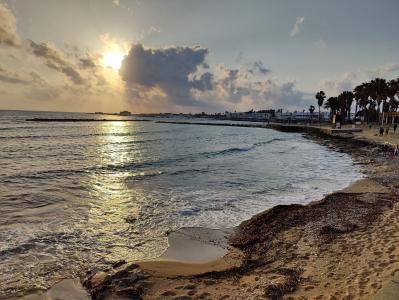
[338,91,354,122]
[309,105,315,124]
[315,91,326,122]
[354,83,370,124]
[324,97,339,121]
[386,79,399,123]
[369,78,388,124]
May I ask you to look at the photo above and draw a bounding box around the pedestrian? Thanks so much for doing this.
[385,126,390,135]
[382,144,388,156]
[394,123,397,133]
[379,126,384,136]
[395,145,399,156]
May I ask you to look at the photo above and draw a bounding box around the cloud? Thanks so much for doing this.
[320,72,357,95]
[118,43,312,112]
[290,16,305,37]
[147,26,161,35]
[29,41,85,85]
[370,63,399,78]
[247,60,271,75]
[0,3,20,47]
[79,57,97,69]
[0,65,29,84]
[214,69,310,110]
[120,43,211,106]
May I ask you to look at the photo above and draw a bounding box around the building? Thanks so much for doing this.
[119,111,132,116]
[274,111,330,122]
[225,111,272,121]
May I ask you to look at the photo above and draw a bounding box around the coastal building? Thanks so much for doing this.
[119,111,132,116]
[225,111,272,121]
[274,111,330,122]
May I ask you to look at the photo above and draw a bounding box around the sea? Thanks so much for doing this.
[0,110,363,298]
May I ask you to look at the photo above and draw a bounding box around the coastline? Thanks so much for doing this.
[80,127,399,299]
[20,125,399,299]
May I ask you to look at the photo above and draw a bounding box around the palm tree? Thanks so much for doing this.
[315,91,326,122]
[324,97,339,119]
[387,79,399,123]
[338,91,354,122]
[369,78,388,124]
[354,83,370,124]
[309,105,315,124]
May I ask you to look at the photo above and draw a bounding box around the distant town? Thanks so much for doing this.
[92,109,340,123]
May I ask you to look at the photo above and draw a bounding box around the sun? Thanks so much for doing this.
[102,51,124,71]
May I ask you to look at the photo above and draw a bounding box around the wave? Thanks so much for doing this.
[253,137,286,147]
[199,137,286,158]
[3,137,287,182]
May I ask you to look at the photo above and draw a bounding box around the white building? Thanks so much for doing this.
[275,111,330,121]
[225,112,272,121]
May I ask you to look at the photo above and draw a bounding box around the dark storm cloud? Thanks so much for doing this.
[29,41,85,85]
[119,43,311,111]
[120,44,212,106]
[0,4,20,47]
[191,72,213,91]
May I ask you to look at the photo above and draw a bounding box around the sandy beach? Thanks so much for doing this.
[71,126,398,300]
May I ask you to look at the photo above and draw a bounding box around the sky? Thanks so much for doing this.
[0,0,399,113]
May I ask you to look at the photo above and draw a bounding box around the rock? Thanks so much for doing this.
[161,290,177,296]
[112,260,127,269]
[183,284,196,290]
[116,287,143,299]
[203,279,216,285]
[84,264,152,300]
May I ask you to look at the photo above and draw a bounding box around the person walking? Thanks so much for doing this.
[394,123,397,134]
[385,126,390,136]
[380,126,384,136]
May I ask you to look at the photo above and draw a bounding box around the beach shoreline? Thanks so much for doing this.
[78,127,399,300]
[18,126,399,300]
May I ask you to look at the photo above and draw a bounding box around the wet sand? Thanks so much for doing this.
[19,279,89,300]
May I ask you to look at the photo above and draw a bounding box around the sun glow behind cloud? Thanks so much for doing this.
[100,34,129,71]
[102,51,124,71]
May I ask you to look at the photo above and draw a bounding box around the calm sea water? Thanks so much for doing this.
[0,110,362,297]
